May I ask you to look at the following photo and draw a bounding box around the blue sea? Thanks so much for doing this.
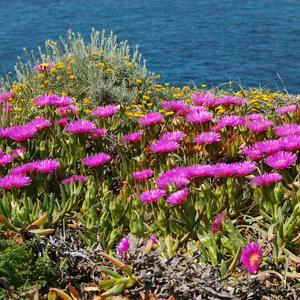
[1,0,300,92]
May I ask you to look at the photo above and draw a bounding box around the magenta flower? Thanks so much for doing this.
[117,236,130,254]
[212,163,237,178]
[0,91,14,103]
[61,175,88,185]
[2,103,12,113]
[82,153,111,167]
[90,128,107,139]
[0,154,13,167]
[213,115,245,131]
[251,173,282,186]
[34,62,53,72]
[193,132,221,144]
[280,135,300,151]
[162,100,188,112]
[0,174,31,190]
[55,117,69,127]
[215,96,246,106]
[246,120,273,133]
[140,189,166,204]
[11,162,38,175]
[186,110,212,124]
[5,125,37,142]
[159,131,186,142]
[65,119,96,135]
[133,169,153,182]
[11,147,26,159]
[150,140,179,153]
[91,105,119,118]
[166,188,189,205]
[35,94,72,107]
[233,161,256,177]
[28,117,51,131]
[244,113,265,122]
[56,104,78,116]
[123,132,143,144]
[145,235,159,249]
[255,139,283,155]
[265,151,297,169]
[53,96,73,107]
[35,94,58,107]
[212,212,225,233]
[240,242,263,273]
[157,169,190,190]
[274,124,300,137]
[35,159,60,174]
[185,164,215,178]
[138,112,163,126]
[192,92,216,107]
[276,105,297,115]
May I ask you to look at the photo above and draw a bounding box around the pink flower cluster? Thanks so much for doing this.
[123,131,143,144]
[35,94,72,107]
[61,175,88,185]
[0,91,14,104]
[82,153,111,167]
[65,119,96,135]
[34,62,53,72]
[192,92,245,107]
[91,105,119,118]
[133,169,153,182]
[139,112,163,126]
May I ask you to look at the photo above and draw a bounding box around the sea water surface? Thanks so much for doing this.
[1,0,300,92]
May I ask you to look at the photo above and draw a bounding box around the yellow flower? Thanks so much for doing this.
[143,95,150,100]
[84,109,92,114]
[124,55,130,61]
[173,93,183,98]
[56,62,65,69]
[66,66,73,75]
[165,111,174,116]
[61,91,68,96]
[105,68,113,73]
[216,105,225,113]
[97,62,105,69]
[83,98,92,106]
[127,62,134,68]
[126,112,133,117]
[165,83,170,86]
[201,84,207,88]
[38,73,45,79]
[57,76,62,81]
[43,80,49,86]
[50,68,56,75]
[186,99,191,103]
[135,79,143,84]
[147,103,153,107]
[156,84,162,88]
[147,90,152,95]
[69,75,76,80]
[159,109,165,113]
[90,51,102,57]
